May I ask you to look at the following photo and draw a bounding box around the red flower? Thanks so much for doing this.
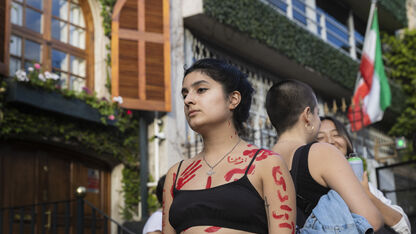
[126,110,132,115]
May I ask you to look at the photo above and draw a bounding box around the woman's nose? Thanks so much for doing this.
[184,93,195,105]
[327,135,335,144]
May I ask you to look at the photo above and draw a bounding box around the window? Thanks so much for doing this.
[9,0,90,91]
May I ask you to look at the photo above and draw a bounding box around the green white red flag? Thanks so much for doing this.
[348,7,391,132]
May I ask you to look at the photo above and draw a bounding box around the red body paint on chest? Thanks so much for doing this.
[177,160,202,190]
[224,165,255,181]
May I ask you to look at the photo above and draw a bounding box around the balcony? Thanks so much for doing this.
[262,0,364,60]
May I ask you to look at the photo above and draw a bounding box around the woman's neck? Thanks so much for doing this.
[199,120,240,159]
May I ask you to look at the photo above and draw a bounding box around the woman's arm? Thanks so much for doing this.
[162,164,179,234]
[261,153,296,234]
[309,143,383,230]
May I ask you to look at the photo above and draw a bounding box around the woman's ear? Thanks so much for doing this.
[228,91,241,110]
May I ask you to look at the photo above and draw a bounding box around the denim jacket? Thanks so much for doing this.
[300,190,374,234]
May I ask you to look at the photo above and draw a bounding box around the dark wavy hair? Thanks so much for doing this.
[156,175,166,205]
[184,58,254,134]
[320,116,354,156]
[266,80,317,135]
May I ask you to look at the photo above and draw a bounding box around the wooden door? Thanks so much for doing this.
[0,141,111,234]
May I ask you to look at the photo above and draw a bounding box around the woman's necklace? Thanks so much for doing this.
[202,138,241,177]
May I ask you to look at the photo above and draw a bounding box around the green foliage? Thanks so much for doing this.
[98,0,116,95]
[383,30,416,140]
[379,0,408,27]
[203,0,405,114]
[98,0,116,38]
[121,167,141,220]
[204,0,358,90]
[1,66,143,220]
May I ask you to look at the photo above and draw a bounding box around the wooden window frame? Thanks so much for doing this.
[6,0,94,89]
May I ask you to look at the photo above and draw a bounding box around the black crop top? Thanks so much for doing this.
[169,149,268,233]
[290,142,330,227]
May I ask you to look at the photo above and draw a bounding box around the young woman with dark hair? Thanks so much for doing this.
[162,59,296,234]
[317,116,411,234]
[266,80,382,231]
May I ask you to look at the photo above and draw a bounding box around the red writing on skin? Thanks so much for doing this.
[280,205,292,211]
[177,160,202,190]
[205,226,222,232]
[278,190,288,202]
[227,156,245,165]
[272,212,289,220]
[243,149,276,161]
[279,223,292,229]
[272,167,286,191]
[224,165,255,181]
[206,176,212,189]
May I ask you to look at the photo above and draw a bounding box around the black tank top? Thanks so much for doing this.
[169,149,268,233]
[290,142,330,227]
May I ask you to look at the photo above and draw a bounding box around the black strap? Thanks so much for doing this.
[291,143,316,217]
[173,160,184,190]
[245,149,263,175]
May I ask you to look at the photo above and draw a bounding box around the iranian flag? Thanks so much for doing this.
[348,7,391,132]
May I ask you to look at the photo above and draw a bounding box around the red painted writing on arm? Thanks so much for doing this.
[272,166,286,191]
[272,212,289,220]
[278,190,288,202]
[224,165,255,181]
[278,222,295,234]
[204,226,222,232]
[280,205,292,211]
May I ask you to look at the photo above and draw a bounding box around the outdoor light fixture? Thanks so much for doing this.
[395,136,407,150]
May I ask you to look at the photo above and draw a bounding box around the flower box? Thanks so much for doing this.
[5,80,116,126]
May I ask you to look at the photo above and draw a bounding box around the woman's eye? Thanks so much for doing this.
[197,88,207,93]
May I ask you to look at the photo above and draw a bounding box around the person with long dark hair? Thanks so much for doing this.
[266,80,382,231]
[317,116,411,234]
[162,59,296,234]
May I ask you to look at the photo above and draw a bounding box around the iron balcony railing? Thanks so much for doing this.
[263,0,364,60]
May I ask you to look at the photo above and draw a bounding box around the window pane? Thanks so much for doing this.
[70,3,85,27]
[24,39,41,62]
[70,76,85,91]
[10,35,22,56]
[52,19,68,43]
[70,55,85,77]
[26,8,42,33]
[52,49,68,71]
[59,72,68,88]
[69,26,85,49]
[52,0,68,20]
[11,2,23,26]
[9,57,21,76]
[26,0,42,10]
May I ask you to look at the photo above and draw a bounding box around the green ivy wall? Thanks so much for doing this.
[203,0,405,113]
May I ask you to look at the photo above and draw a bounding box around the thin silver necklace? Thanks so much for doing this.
[202,138,241,176]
